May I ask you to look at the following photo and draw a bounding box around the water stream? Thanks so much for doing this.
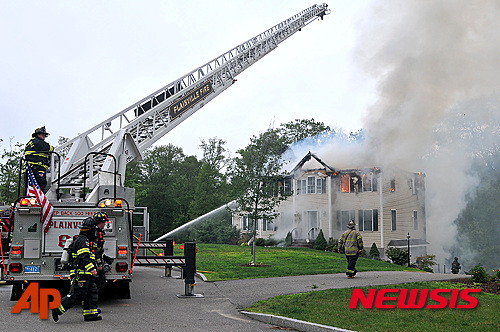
[153,200,238,242]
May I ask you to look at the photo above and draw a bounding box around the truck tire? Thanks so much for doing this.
[99,280,131,300]
[10,282,23,301]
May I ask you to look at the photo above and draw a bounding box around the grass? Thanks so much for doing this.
[192,243,417,281]
[151,243,498,331]
[245,281,500,332]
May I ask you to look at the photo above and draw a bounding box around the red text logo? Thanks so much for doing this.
[349,288,480,309]
[11,282,61,319]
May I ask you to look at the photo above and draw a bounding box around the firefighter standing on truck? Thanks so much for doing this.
[24,126,54,192]
[93,212,113,290]
[52,217,102,322]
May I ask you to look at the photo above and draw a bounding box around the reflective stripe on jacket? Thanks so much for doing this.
[70,234,96,276]
[25,137,54,169]
[339,229,363,256]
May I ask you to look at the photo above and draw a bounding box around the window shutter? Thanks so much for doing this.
[373,174,378,192]
[373,209,379,231]
[358,210,363,231]
[337,210,341,230]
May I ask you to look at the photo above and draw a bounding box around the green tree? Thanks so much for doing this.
[0,139,24,203]
[313,229,327,250]
[189,137,232,219]
[230,129,289,264]
[385,247,409,266]
[451,162,500,272]
[129,144,201,240]
[191,211,240,244]
[369,243,380,259]
[277,118,332,145]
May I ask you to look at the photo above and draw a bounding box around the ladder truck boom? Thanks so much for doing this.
[48,3,330,202]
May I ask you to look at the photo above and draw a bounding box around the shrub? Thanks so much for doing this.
[470,264,488,283]
[385,247,409,266]
[416,254,437,270]
[255,238,266,246]
[264,236,281,246]
[369,243,380,259]
[254,236,280,247]
[422,267,433,273]
[325,238,338,252]
[494,269,500,280]
[313,229,327,250]
[284,231,292,247]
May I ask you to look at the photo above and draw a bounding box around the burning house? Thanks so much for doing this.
[232,151,428,259]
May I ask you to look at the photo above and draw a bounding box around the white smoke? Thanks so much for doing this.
[356,0,500,265]
[283,1,500,267]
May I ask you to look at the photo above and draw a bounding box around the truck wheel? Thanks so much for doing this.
[99,280,131,300]
[10,282,23,301]
[118,281,131,299]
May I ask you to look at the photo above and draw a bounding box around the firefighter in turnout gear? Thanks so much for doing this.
[52,217,102,322]
[24,126,54,192]
[338,220,364,279]
[93,212,113,289]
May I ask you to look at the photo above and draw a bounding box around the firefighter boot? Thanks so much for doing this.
[51,309,60,322]
[84,315,102,321]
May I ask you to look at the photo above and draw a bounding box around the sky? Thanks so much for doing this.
[0,0,374,158]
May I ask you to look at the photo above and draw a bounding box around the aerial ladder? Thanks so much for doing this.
[47,3,330,203]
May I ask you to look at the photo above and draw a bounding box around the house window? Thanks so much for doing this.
[413,210,418,230]
[362,173,373,192]
[283,177,292,195]
[297,177,325,195]
[341,175,350,193]
[337,210,354,230]
[242,216,249,231]
[297,179,306,195]
[411,178,417,195]
[307,176,315,194]
[242,216,257,231]
[358,209,378,232]
[263,217,275,231]
[390,176,396,192]
[391,209,397,231]
[316,178,323,193]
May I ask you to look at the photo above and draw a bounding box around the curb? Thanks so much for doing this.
[195,271,208,282]
[241,311,356,332]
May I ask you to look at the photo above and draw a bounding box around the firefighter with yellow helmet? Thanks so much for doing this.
[52,217,102,322]
[24,126,54,192]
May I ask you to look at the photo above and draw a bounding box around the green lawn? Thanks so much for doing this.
[245,281,500,332]
[161,243,499,331]
[192,243,417,281]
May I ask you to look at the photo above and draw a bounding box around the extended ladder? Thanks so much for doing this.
[48,4,330,202]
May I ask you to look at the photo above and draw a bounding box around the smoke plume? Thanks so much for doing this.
[285,1,500,269]
[356,0,500,266]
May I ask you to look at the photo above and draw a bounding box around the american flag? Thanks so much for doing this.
[26,164,53,233]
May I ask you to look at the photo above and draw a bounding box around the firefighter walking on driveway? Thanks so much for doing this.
[52,217,102,322]
[24,126,54,192]
[338,220,364,279]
